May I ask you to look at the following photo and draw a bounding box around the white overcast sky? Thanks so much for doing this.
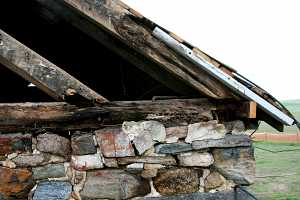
[123,0,300,100]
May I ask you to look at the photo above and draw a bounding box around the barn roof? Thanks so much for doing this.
[0,0,297,131]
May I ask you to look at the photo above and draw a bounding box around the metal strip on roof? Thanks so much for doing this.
[153,27,295,126]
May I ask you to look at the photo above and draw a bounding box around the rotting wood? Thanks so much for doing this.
[238,101,257,119]
[216,101,257,120]
[0,99,255,133]
[0,29,107,103]
[36,0,233,99]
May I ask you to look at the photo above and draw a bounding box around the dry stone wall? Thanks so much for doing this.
[0,120,255,200]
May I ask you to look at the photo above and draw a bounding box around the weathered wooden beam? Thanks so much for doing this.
[33,0,198,96]
[0,29,107,103]
[0,99,259,133]
[0,98,259,133]
[36,0,233,99]
[238,101,257,119]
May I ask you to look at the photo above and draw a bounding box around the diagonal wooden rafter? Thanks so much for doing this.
[0,29,108,104]
[36,0,234,99]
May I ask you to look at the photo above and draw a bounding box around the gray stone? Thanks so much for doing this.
[33,164,65,180]
[71,133,96,155]
[12,153,66,167]
[192,135,252,150]
[122,121,166,155]
[126,163,144,173]
[103,158,118,168]
[177,152,214,167]
[185,121,227,143]
[134,133,154,155]
[80,170,151,199]
[117,156,177,166]
[33,181,72,200]
[212,147,255,185]
[95,128,135,158]
[155,143,192,154]
[37,133,71,157]
[140,189,255,200]
[71,154,104,171]
[224,120,245,135]
[153,168,199,195]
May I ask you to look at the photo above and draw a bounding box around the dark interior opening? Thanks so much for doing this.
[0,0,185,102]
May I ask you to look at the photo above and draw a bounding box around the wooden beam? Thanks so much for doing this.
[35,0,233,99]
[239,101,257,119]
[0,99,215,132]
[32,0,198,96]
[0,99,259,133]
[0,29,107,103]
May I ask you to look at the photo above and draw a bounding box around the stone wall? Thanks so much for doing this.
[0,120,255,200]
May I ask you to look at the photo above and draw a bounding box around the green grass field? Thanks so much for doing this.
[258,99,300,134]
[249,142,300,200]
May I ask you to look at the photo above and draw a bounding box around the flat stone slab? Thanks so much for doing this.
[96,128,135,158]
[177,152,214,167]
[212,147,255,185]
[33,181,72,200]
[185,121,227,143]
[153,168,199,196]
[12,153,66,167]
[80,170,150,199]
[71,154,104,171]
[117,156,177,166]
[71,133,96,155]
[155,143,192,154]
[192,135,252,150]
[0,167,33,199]
[122,121,166,155]
[33,164,65,180]
[140,189,255,200]
[0,133,32,156]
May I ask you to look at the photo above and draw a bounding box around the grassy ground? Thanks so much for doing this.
[258,99,300,134]
[249,142,300,200]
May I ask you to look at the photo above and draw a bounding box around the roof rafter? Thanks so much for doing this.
[37,0,233,99]
[0,29,108,104]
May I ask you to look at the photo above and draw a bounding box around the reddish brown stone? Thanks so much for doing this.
[95,128,135,158]
[166,126,188,139]
[0,134,31,156]
[0,167,34,199]
[153,168,199,195]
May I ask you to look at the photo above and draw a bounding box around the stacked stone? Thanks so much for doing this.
[0,120,255,200]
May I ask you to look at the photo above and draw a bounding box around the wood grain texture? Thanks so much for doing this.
[0,29,107,103]
[0,99,258,133]
[59,0,233,99]
[0,99,215,132]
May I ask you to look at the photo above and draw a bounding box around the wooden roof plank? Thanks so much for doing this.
[0,29,108,104]
[58,0,233,99]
